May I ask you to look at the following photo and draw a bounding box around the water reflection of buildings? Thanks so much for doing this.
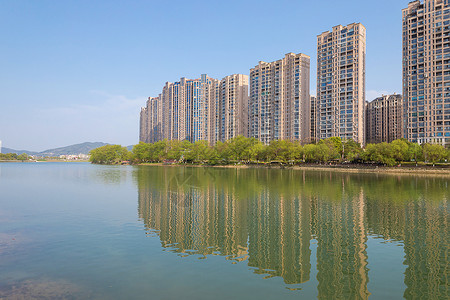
[247,192,312,284]
[365,179,448,299]
[136,167,448,298]
[315,189,369,299]
[138,168,248,261]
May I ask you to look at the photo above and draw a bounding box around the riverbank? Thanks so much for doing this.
[0,160,36,163]
[138,162,450,176]
[0,160,89,163]
[37,159,90,162]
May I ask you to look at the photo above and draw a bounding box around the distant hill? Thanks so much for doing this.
[2,142,111,156]
[1,147,39,156]
[39,142,110,156]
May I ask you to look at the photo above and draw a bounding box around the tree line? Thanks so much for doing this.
[0,153,30,161]
[89,136,450,166]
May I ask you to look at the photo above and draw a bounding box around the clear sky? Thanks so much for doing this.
[1,0,407,151]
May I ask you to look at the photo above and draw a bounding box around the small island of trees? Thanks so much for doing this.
[89,136,450,168]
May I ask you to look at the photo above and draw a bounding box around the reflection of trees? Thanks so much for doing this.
[89,166,130,185]
[135,166,448,296]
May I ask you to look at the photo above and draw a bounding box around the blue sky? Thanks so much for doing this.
[1,0,406,151]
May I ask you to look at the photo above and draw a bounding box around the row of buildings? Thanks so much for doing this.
[140,0,450,147]
[140,74,249,145]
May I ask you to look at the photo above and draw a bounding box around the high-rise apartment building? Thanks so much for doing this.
[140,74,249,145]
[310,96,317,142]
[164,75,220,143]
[140,95,163,144]
[141,75,219,144]
[219,74,249,142]
[317,23,366,145]
[139,107,148,143]
[249,53,310,145]
[366,94,403,144]
[402,0,450,146]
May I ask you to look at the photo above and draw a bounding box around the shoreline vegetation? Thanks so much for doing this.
[0,153,89,163]
[88,136,450,175]
[0,153,31,162]
[0,159,90,163]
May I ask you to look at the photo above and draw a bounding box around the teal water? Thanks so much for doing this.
[0,163,448,299]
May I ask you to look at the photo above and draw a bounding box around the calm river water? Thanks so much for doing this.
[0,162,448,299]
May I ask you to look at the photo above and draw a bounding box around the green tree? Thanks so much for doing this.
[422,143,447,166]
[241,137,261,162]
[0,153,18,160]
[316,143,333,163]
[213,141,231,164]
[407,142,423,164]
[17,153,29,161]
[390,139,411,163]
[319,138,340,161]
[226,135,254,161]
[328,137,343,159]
[185,140,210,163]
[179,140,193,163]
[148,140,167,162]
[166,140,184,160]
[343,139,362,162]
[362,143,395,166]
[207,147,221,165]
[303,144,318,163]
[247,141,266,162]
[266,140,295,163]
[90,145,130,164]
[132,142,151,163]
[291,141,303,163]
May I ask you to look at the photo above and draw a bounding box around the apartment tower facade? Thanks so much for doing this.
[249,53,311,145]
[140,74,249,145]
[164,75,219,143]
[317,23,366,145]
[139,107,148,143]
[310,96,317,142]
[366,94,403,144]
[219,74,249,141]
[402,0,450,146]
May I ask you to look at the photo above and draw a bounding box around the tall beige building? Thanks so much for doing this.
[149,95,163,143]
[140,95,163,144]
[249,53,311,144]
[140,74,249,145]
[139,106,148,143]
[366,94,403,144]
[310,96,317,142]
[219,74,249,141]
[165,75,219,143]
[402,0,450,146]
[317,23,366,145]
